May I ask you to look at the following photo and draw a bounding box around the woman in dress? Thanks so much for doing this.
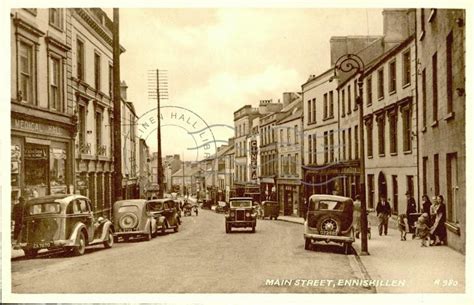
[430,195,447,246]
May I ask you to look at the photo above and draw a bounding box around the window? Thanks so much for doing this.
[96,111,103,154]
[308,135,312,164]
[392,175,398,214]
[354,125,359,159]
[377,68,384,99]
[434,154,439,195]
[432,52,438,122]
[422,157,428,196]
[19,42,35,104]
[79,104,86,148]
[420,9,425,35]
[295,153,299,175]
[341,89,346,116]
[389,60,396,93]
[280,129,283,147]
[402,108,412,152]
[49,8,63,30]
[324,131,328,164]
[329,91,334,117]
[342,130,346,160]
[329,131,335,163]
[367,174,375,209]
[348,128,352,160]
[49,56,61,111]
[366,76,372,106]
[323,93,328,119]
[294,125,299,144]
[389,112,397,154]
[403,50,411,86]
[446,31,453,114]
[77,39,85,81]
[428,9,437,22]
[377,116,385,156]
[446,153,458,222]
[109,64,113,97]
[312,98,316,123]
[366,120,373,158]
[286,127,291,146]
[421,69,427,128]
[407,175,414,198]
[353,80,358,110]
[312,134,317,164]
[347,85,351,114]
[307,100,312,124]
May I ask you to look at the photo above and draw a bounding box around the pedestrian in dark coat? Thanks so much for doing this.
[376,196,391,236]
[13,196,26,242]
[430,195,447,245]
[421,195,432,220]
[405,192,417,233]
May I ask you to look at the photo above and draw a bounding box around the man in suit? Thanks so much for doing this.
[405,191,417,234]
[376,195,391,236]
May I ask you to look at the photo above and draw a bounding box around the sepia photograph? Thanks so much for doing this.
[1,1,472,304]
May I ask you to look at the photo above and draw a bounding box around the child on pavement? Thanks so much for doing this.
[397,214,409,241]
[416,213,431,247]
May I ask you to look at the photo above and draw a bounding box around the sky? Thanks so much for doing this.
[114,8,384,160]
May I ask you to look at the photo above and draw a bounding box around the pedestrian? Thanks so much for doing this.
[421,195,432,220]
[376,195,391,236]
[430,195,447,246]
[397,213,409,241]
[353,195,361,239]
[416,213,431,247]
[302,198,308,220]
[12,196,26,243]
[405,191,417,235]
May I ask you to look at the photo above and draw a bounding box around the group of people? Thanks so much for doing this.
[353,192,447,247]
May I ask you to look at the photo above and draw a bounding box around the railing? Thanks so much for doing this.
[97,144,107,156]
[79,142,91,154]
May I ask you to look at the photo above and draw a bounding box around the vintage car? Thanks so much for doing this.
[261,201,279,220]
[18,194,114,258]
[225,197,257,233]
[113,199,166,241]
[145,198,180,233]
[304,194,355,254]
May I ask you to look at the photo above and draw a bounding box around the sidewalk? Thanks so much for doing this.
[277,215,465,293]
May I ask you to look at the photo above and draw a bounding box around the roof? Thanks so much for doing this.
[277,99,303,125]
[172,166,200,177]
[308,194,353,202]
[113,199,147,207]
[25,194,88,206]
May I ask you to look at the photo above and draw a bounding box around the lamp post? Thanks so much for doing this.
[333,54,369,255]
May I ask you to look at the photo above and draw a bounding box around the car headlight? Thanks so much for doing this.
[230,212,235,217]
[246,212,250,217]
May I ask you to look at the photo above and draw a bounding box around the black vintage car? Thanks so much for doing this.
[146,199,180,232]
[225,197,257,233]
[18,194,114,258]
[303,194,355,254]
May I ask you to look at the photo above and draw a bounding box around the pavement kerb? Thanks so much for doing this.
[276,216,376,293]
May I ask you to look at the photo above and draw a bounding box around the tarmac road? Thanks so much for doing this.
[11,209,372,293]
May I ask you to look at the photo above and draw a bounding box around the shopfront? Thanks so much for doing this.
[277,179,302,216]
[11,114,75,208]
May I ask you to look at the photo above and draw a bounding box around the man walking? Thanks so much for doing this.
[376,195,391,236]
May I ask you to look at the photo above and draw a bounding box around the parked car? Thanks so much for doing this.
[261,201,279,220]
[146,199,180,232]
[225,197,257,233]
[303,194,355,254]
[18,194,114,258]
[113,199,166,242]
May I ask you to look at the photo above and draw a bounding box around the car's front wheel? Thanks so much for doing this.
[72,231,86,256]
[103,229,114,248]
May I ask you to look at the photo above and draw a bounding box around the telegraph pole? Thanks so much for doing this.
[112,8,123,202]
[148,69,168,198]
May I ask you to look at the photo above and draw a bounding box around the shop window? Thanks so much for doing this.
[24,145,49,197]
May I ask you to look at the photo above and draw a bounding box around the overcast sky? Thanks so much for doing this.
[116,8,384,160]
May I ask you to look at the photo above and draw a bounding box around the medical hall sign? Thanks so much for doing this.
[250,140,258,182]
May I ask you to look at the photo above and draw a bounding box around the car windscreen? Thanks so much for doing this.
[309,200,345,211]
[118,205,139,213]
[230,200,252,208]
[28,203,61,215]
[147,202,164,211]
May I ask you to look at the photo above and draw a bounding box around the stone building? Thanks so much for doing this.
[416,9,466,253]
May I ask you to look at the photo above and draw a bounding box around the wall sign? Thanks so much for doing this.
[12,118,69,138]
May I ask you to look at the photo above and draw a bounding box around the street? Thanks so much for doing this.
[11,209,371,293]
